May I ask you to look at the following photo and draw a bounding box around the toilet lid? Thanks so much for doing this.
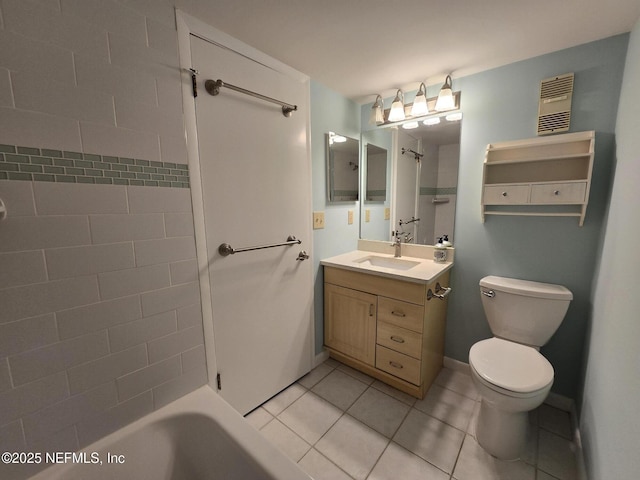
[469,338,554,393]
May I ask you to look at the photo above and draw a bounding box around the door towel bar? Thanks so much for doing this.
[218,235,301,257]
[205,79,298,117]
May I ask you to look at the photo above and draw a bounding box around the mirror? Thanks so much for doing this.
[361,113,461,245]
[326,132,360,202]
[360,128,392,241]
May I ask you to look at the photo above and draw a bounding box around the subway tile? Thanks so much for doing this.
[67,344,147,395]
[80,121,161,162]
[0,180,36,215]
[127,184,192,213]
[147,325,204,364]
[116,354,181,401]
[0,313,57,358]
[61,0,147,45]
[0,107,82,153]
[181,344,206,373]
[0,29,75,85]
[0,275,99,324]
[89,213,165,244]
[0,358,12,393]
[74,54,158,107]
[108,29,179,77]
[33,182,128,215]
[2,0,109,61]
[159,132,188,164]
[22,381,117,445]
[114,97,184,138]
[152,364,207,410]
[0,420,25,452]
[0,372,69,426]
[45,243,135,280]
[177,302,202,330]
[98,263,171,300]
[13,71,115,125]
[0,68,13,107]
[0,250,47,289]
[134,236,196,267]
[10,331,109,386]
[56,295,141,340]
[120,0,176,28]
[0,215,90,253]
[140,281,200,317]
[170,258,199,285]
[108,310,176,352]
[164,213,195,237]
[145,16,178,57]
[76,390,153,447]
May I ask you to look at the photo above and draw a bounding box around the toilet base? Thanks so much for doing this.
[476,399,528,460]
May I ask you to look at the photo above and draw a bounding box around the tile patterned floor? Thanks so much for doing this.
[245,358,579,480]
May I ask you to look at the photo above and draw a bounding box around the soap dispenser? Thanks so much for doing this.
[434,237,447,263]
[442,235,452,247]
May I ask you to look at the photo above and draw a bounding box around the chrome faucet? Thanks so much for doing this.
[391,230,403,257]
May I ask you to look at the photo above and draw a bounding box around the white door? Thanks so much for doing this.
[190,35,313,414]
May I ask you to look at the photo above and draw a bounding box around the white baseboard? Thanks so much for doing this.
[314,349,330,368]
[443,356,471,374]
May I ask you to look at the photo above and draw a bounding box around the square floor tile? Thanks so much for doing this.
[539,404,573,439]
[316,414,389,480]
[298,362,334,389]
[537,429,578,480]
[278,391,342,444]
[452,435,536,480]
[259,418,310,463]
[337,363,375,384]
[347,387,410,438]
[297,448,353,480]
[244,406,273,430]
[312,369,368,411]
[262,383,306,416]
[368,442,449,480]
[415,384,476,431]
[370,380,417,406]
[434,368,479,400]
[393,408,465,474]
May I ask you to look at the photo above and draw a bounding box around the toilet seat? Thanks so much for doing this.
[469,338,554,395]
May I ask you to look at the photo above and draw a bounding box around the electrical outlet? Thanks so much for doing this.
[384,207,390,220]
[347,210,353,225]
[313,211,325,229]
[365,209,371,223]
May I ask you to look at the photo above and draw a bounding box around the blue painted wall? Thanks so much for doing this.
[579,18,640,479]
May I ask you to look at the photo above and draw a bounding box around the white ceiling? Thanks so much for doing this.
[177,0,640,104]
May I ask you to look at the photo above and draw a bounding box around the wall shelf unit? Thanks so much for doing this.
[481,130,595,226]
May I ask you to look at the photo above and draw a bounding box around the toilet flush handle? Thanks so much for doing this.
[481,289,495,298]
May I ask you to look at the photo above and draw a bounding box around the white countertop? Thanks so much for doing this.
[320,243,453,284]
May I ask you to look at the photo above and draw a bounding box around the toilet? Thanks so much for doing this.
[469,275,573,460]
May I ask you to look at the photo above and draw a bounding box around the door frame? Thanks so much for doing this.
[175,10,315,393]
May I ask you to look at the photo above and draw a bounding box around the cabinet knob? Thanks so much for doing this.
[554,190,560,195]
[389,361,404,369]
[391,310,406,317]
[501,191,508,197]
[390,335,405,344]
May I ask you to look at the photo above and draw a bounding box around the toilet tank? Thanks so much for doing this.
[479,276,573,347]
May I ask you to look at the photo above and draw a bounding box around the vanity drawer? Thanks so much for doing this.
[377,322,422,359]
[378,297,424,333]
[530,182,587,204]
[483,185,530,204]
[376,345,421,385]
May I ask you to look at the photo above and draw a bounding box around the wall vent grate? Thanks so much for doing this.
[537,73,574,135]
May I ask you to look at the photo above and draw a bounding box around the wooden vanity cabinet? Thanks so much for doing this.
[323,266,450,399]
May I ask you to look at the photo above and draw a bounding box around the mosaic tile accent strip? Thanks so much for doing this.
[0,144,190,188]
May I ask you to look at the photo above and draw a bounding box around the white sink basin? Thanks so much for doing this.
[353,255,421,271]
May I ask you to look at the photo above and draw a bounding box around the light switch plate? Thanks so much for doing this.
[365,209,370,223]
[384,207,390,220]
[347,210,353,225]
[313,211,325,229]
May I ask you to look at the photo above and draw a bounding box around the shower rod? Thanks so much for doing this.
[205,79,298,117]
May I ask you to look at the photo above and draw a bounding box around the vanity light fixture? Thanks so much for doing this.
[445,112,463,121]
[370,94,385,125]
[410,83,429,117]
[423,116,441,126]
[402,121,419,129]
[435,75,455,111]
[388,89,406,122]
[328,131,347,145]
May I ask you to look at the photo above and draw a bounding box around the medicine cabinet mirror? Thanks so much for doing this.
[326,132,360,202]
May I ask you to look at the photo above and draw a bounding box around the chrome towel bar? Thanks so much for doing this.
[205,79,298,117]
[218,235,301,257]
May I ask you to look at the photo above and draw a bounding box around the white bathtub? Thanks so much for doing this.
[30,386,310,480]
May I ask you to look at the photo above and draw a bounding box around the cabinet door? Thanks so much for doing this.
[324,284,377,366]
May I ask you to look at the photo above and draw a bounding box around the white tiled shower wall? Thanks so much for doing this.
[0,1,209,478]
